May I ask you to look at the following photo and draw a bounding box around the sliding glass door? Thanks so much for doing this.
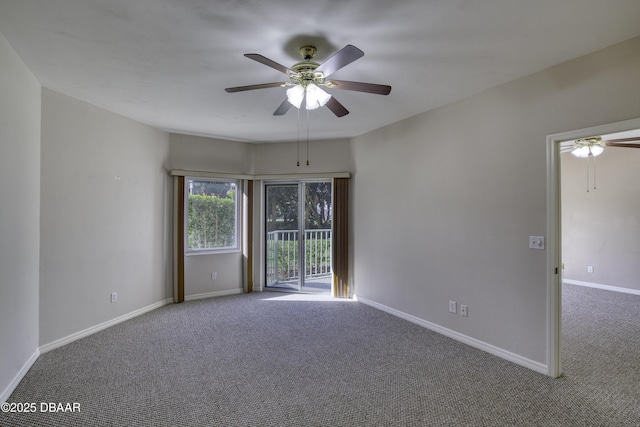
[302,181,332,292]
[265,181,332,292]
[266,184,300,291]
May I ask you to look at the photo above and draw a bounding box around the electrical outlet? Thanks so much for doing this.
[211,272,217,280]
[460,305,468,317]
[587,266,594,273]
[449,300,457,313]
[111,292,117,303]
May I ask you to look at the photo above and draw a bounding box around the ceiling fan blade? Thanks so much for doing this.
[329,79,391,95]
[604,141,640,148]
[604,137,640,148]
[316,45,364,78]
[325,97,349,117]
[273,99,292,116]
[604,137,640,143]
[244,53,295,76]
[225,82,286,93]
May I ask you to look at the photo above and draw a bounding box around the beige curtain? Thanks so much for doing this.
[332,178,350,298]
[246,180,254,293]
[173,176,185,302]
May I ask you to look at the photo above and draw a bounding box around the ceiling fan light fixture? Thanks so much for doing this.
[286,84,305,108]
[570,146,591,158]
[570,137,605,158]
[305,83,331,110]
[590,144,604,157]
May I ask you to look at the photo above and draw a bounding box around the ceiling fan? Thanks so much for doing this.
[561,135,640,192]
[225,44,391,117]
[561,136,640,158]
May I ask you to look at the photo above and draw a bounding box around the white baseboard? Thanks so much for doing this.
[184,288,243,301]
[563,279,640,296]
[1,348,40,403]
[39,289,244,353]
[39,298,173,354]
[354,295,548,375]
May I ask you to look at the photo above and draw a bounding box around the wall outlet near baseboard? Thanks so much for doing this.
[449,300,457,313]
[460,304,468,317]
[110,292,117,303]
[587,266,594,273]
[211,272,217,280]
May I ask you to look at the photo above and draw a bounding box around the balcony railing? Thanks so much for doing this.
[266,229,331,285]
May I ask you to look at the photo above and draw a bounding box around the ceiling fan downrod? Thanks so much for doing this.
[299,45,317,61]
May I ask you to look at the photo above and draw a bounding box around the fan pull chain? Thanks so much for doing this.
[585,152,598,192]
[296,106,301,167]
[593,153,597,190]
[306,109,310,166]
[586,154,590,193]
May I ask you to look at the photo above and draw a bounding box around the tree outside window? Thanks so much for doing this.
[186,178,239,252]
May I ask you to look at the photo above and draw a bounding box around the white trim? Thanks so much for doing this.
[548,118,640,143]
[170,169,350,181]
[254,172,350,180]
[355,295,548,375]
[170,170,254,180]
[1,349,40,403]
[39,299,173,354]
[546,117,640,379]
[184,288,244,301]
[185,248,241,256]
[546,131,562,378]
[563,279,640,296]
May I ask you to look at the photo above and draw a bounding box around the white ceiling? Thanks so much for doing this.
[2,0,640,143]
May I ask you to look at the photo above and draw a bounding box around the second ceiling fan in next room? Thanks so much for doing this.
[561,133,640,192]
[561,135,640,158]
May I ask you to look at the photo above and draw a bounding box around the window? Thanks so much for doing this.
[186,178,239,253]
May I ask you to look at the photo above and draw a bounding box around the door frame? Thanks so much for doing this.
[264,181,302,291]
[262,179,333,293]
[546,117,640,378]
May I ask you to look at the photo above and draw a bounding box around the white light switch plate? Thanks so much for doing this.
[529,236,544,250]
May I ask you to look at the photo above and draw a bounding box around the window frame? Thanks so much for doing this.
[184,177,241,256]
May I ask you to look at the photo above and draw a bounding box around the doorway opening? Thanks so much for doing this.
[546,117,640,378]
[265,181,332,294]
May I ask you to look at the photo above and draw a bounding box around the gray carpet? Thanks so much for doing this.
[2,285,640,426]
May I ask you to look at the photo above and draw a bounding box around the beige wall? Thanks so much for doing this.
[169,133,254,175]
[168,134,354,297]
[351,36,640,365]
[183,252,244,298]
[253,138,354,175]
[39,89,170,346]
[168,134,252,298]
[0,32,41,401]
[561,148,640,291]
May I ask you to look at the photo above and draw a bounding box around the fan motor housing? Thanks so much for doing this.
[291,62,324,85]
[288,45,325,86]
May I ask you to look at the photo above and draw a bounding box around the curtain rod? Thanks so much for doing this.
[170,170,350,180]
